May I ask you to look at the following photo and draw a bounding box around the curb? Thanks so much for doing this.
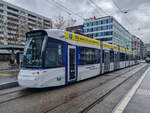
[0,81,18,90]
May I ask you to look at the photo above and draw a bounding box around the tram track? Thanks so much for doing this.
[0,87,31,104]
[0,64,145,110]
[0,87,24,96]
[80,66,149,113]
[41,64,146,113]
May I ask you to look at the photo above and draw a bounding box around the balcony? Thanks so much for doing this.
[7,11,19,18]
[7,21,19,29]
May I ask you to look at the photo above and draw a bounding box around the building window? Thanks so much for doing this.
[101,32,104,36]
[84,29,87,33]
[89,34,93,37]
[108,25,112,29]
[87,23,89,26]
[108,18,112,23]
[93,33,97,37]
[98,27,101,31]
[0,9,3,13]
[0,4,3,8]
[103,26,107,30]
[100,37,112,41]
[108,31,113,35]
[28,14,36,19]
[101,26,104,30]
[87,29,89,32]
[84,23,87,27]
[0,15,3,19]
[98,33,101,36]
[93,21,98,26]
[89,22,93,26]
[89,28,91,32]
[103,19,107,24]
[93,27,97,31]
[7,6,19,12]
[90,28,93,32]
[98,21,101,25]
[7,12,19,17]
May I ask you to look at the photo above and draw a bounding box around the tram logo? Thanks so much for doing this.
[69,33,73,39]
[57,76,61,81]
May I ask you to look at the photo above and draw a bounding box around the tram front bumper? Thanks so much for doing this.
[18,75,42,88]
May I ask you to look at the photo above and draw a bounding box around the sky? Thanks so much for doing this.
[5,0,150,43]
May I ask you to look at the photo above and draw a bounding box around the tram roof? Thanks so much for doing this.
[38,29,136,54]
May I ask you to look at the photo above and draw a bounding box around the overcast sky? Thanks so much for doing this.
[5,0,150,43]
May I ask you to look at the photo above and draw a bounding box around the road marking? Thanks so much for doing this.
[136,89,150,96]
[112,67,150,113]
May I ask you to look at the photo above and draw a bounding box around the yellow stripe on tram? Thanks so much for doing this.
[0,73,5,76]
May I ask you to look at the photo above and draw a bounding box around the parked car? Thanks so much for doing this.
[145,57,150,63]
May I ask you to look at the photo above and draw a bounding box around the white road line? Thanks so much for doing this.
[136,88,150,96]
[112,67,150,113]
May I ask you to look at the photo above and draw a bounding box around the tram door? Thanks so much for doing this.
[104,51,110,72]
[114,51,118,70]
[117,52,120,69]
[68,46,76,82]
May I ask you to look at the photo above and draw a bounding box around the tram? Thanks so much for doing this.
[18,29,137,88]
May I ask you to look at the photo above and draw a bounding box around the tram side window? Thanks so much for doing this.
[129,55,132,60]
[120,53,125,61]
[44,38,63,68]
[80,47,99,65]
[110,51,114,62]
[126,54,129,61]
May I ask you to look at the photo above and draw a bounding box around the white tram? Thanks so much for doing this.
[18,29,137,88]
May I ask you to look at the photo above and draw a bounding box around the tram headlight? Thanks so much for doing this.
[36,72,40,75]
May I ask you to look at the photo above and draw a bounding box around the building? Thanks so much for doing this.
[132,36,141,58]
[66,25,83,33]
[132,35,145,59]
[66,25,86,36]
[83,16,133,50]
[145,43,150,57]
[0,0,52,45]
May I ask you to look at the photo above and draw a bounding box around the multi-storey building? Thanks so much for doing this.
[83,16,133,50]
[0,0,52,45]
[132,36,141,56]
[145,43,150,57]
[66,25,83,33]
[132,35,145,59]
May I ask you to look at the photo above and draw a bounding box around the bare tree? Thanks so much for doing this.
[53,15,66,29]
[66,18,77,27]
[53,15,76,30]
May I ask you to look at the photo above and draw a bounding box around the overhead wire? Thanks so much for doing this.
[111,0,134,29]
[88,0,109,16]
[46,0,84,19]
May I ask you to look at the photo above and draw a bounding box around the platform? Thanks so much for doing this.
[113,65,150,113]
[0,62,19,89]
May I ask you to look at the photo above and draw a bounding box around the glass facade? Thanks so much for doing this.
[84,18,113,27]
[84,25,113,32]
[83,16,132,50]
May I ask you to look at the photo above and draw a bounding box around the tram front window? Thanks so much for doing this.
[22,37,44,68]
[44,38,63,68]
